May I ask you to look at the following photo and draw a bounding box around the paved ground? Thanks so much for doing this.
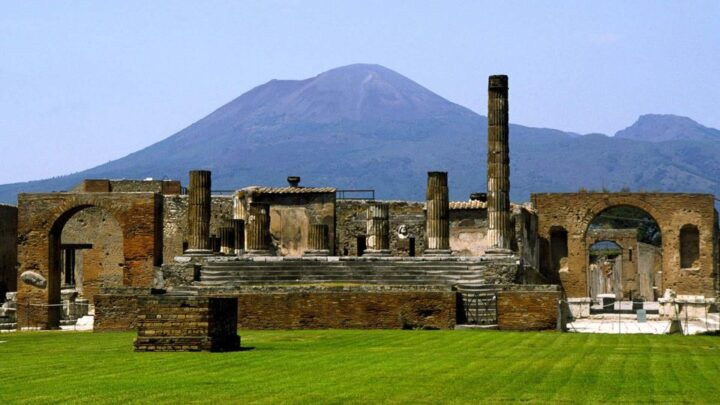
[569,314,718,335]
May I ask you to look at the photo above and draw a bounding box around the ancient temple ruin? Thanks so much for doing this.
[1,75,718,334]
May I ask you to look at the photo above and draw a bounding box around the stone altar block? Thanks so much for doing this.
[134,294,240,352]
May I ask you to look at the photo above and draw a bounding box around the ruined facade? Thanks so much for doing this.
[6,74,719,333]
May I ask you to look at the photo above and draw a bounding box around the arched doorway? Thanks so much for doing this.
[586,205,662,301]
[49,205,124,326]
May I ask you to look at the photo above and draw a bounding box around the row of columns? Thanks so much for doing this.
[183,75,512,257]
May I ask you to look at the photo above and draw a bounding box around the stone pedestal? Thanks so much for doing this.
[220,226,234,255]
[305,224,330,256]
[486,75,512,255]
[364,203,390,256]
[232,219,245,255]
[246,203,272,255]
[134,295,240,352]
[186,170,212,255]
[566,297,592,319]
[425,172,451,256]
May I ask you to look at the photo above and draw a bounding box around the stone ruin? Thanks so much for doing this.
[0,74,717,340]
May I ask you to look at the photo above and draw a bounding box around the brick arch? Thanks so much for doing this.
[16,192,161,329]
[580,197,664,238]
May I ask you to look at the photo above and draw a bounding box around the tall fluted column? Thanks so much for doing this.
[232,219,245,255]
[220,226,234,255]
[364,203,390,256]
[425,171,451,256]
[487,75,512,254]
[305,224,330,256]
[186,170,212,254]
[246,202,271,255]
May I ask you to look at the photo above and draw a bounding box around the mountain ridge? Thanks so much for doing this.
[1,64,719,204]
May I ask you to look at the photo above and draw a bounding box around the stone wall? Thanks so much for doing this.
[60,207,124,304]
[497,289,561,330]
[0,204,18,297]
[336,200,426,256]
[74,179,181,195]
[162,195,234,262]
[94,287,457,330]
[533,192,718,298]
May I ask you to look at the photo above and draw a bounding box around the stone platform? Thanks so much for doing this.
[134,294,240,352]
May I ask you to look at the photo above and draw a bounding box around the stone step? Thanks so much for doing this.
[199,272,485,281]
[0,322,17,330]
[60,319,77,326]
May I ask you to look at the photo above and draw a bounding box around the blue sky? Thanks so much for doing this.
[1,1,719,184]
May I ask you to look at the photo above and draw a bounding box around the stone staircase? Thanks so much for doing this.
[195,259,509,287]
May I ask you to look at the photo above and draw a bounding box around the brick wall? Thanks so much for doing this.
[497,289,560,331]
[94,288,456,331]
[134,295,239,352]
[0,204,18,296]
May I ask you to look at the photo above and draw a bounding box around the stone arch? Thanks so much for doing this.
[581,197,664,238]
[679,224,700,269]
[16,192,161,329]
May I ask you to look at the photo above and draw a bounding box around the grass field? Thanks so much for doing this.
[1,330,719,404]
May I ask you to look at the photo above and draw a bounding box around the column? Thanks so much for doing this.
[246,202,271,255]
[232,219,245,255]
[364,203,390,256]
[186,170,212,254]
[425,171,451,256]
[487,75,512,254]
[304,224,330,256]
[220,226,234,255]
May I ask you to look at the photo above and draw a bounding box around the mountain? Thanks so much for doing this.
[615,114,720,142]
[1,64,720,204]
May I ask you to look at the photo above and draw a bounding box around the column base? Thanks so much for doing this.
[245,249,273,256]
[303,249,330,257]
[424,249,452,257]
[184,249,213,256]
[234,249,245,256]
[363,249,391,257]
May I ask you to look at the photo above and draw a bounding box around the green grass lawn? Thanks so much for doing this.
[1,330,719,404]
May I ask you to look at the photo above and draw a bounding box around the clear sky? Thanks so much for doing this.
[1,1,719,184]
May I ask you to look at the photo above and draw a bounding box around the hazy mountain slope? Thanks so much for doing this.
[1,64,719,204]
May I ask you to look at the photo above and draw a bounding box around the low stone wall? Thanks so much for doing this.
[237,290,456,329]
[95,288,456,331]
[134,295,239,352]
[497,289,560,331]
[94,288,150,332]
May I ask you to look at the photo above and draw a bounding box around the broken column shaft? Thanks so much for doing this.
[487,75,512,254]
[232,219,245,255]
[364,203,390,256]
[425,171,451,255]
[305,224,330,256]
[246,202,271,255]
[186,170,212,254]
[219,226,234,255]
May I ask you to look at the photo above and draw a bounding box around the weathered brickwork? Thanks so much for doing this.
[94,290,145,331]
[532,193,718,298]
[134,295,239,352]
[74,179,181,195]
[16,192,162,328]
[497,289,560,330]
[0,204,18,297]
[61,207,124,304]
[236,290,456,329]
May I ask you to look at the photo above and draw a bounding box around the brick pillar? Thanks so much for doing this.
[305,224,330,256]
[487,75,512,254]
[232,219,245,255]
[425,171,451,256]
[186,170,212,254]
[219,226,234,255]
[364,203,390,256]
[246,203,271,255]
